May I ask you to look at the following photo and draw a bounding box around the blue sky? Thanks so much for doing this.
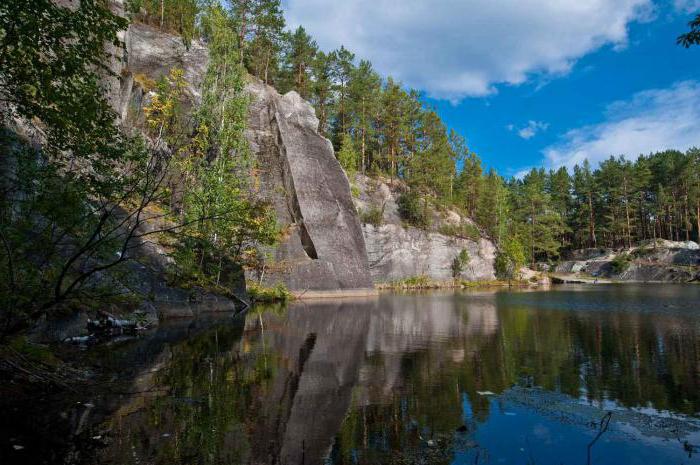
[283,0,700,177]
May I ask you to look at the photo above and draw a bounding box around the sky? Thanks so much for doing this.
[281,0,700,177]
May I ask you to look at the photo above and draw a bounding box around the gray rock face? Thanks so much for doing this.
[353,175,496,282]
[555,240,700,282]
[126,23,209,104]
[245,80,373,291]
[363,224,496,282]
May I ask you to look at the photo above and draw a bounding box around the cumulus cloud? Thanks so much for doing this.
[283,0,652,100]
[510,120,550,140]
[542,81,700,170]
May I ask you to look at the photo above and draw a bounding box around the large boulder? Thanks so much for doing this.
[245,80,373,291]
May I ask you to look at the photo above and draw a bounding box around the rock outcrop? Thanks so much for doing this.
[555,240,700,282]
[245,80,373,292]
[353,175,496,282]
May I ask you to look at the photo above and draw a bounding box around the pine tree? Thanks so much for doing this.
[572,160,599,248]
[454,142,483,219]
[348,60,382,174]
[310,51,335,137]
[330,46,356,147]
[280,26,317,98]
[244,0,285,84]
[337,133,358,176]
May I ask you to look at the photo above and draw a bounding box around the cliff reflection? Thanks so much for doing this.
[97,286,700,465]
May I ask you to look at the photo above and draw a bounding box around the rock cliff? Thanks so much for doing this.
[353,175,497,282]
[245,81,373,292]
[555,240,700,282]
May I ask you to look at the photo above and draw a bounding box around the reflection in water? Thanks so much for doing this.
[96,285,700,465]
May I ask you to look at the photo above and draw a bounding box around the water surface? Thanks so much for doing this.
[27,285,700,464]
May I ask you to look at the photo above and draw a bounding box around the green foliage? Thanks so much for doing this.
[129,0,200,47]
[246,281,291,303]
[451,249,471,278]
[337,133,358,175]
[175,5,279,288]
[495,237,526,280]
[610,253,632,274]
[678,13,700,47]
[0,1,168,335]
[0,0,128,163]
[438,222,481,241]
[243,0,286,84]
[360,205,384,227]
[397,191,430,229]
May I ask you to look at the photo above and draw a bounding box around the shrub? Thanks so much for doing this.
[247,281,291,303]
[397,191,430,228]
[360,204,384,227]
[610,253,632,274]
[451,249,471,278]
[495,237,526,280]
[438,222,481,241]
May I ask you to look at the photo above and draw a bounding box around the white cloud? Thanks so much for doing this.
[283,0,653,100]
[542,81,700,170]
[510,120,549,140]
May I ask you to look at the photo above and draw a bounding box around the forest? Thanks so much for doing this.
[137,0,700,267]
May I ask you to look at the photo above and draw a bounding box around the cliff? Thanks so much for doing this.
[554,240,700,283]
[352,175,497,283]
[245,81,374,292]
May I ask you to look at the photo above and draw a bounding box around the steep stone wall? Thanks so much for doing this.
[352,175,497,283]
[363,224,496,282]
[245,80,373,291]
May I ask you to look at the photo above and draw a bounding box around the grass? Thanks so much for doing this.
[377,276,530,290]
[247,281,292,303]
[437,222,481,241]
[360,205,384,227]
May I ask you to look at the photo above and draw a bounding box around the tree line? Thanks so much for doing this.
[133,1,700,273]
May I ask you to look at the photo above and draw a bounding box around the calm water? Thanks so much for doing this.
[18,285,700,464]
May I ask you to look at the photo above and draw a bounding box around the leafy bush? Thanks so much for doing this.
[438,222,481,241]
[247,282,291,303]
[610,253,632,274]
[383,275,436,289]
[397,191,430,228]
[451,249,471,278]
[495,237,526,280]
[360,205,384,227]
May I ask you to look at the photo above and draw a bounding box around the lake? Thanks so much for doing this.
[7,284,700,465]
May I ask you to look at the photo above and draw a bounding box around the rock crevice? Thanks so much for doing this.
[246,80,373,291]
